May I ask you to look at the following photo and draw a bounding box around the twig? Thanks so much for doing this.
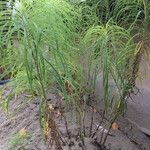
[102,113,118,145]
[58,130,73,150]
[89,109,94,136]
[63,115,71,139]
[81,134,85,150]
[82,99,86,136]
[91,111,105,138]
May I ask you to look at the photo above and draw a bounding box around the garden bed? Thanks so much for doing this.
[0,85,150,150]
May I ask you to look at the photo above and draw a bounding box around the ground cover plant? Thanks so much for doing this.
[0,0,150,149]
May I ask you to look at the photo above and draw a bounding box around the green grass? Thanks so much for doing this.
[82,20,136,113]
[80,0,150,28]
[0,0,150,147]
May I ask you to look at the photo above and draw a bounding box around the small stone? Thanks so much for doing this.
[69,141,75,147]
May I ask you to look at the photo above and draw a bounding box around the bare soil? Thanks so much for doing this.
[0,85,150,150]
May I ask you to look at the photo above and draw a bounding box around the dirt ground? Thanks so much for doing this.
[0,84,150,150]
[126,53,150,137]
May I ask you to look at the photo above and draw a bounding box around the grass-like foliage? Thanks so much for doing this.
[82,20,136,114]
[80,0,150,28]
[0,0,82,138]
[0,0,150,148]
[0,0,81,97]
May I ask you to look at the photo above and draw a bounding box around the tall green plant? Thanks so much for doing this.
[82,20,136,114]
[0,0,149,148]
[0,0,82,138]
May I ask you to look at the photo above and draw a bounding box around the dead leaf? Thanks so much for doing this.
[19,128,27,137]
[65,81,72,95]
[112,122,119,130]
